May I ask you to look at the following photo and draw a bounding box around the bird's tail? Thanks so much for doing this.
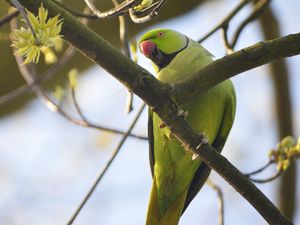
[145,179,188,225]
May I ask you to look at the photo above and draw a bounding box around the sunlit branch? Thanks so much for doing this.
[125,92,134,113]
[81,0,167,23]
[221,25,233,54]
[84,0,139,19]
[129,0,167,23]
[0,46,75,107]
[112,0,134,114]
[133,1,160,15]
[66,103,146,225]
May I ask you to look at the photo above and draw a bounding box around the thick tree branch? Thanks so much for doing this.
[174,33,300,104]
[15,1,299,224]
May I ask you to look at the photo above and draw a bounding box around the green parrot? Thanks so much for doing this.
[139,29,236,225]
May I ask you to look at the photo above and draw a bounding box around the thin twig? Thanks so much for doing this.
[222,0,272,52]
[66,103,146,225]
[248,170,283,184]
[244,160,273,176]
[221,24,234,54]
[230,0,272,48]
[198,0,271,52]
[70,86,89,122]
[10,12,64,110]
[0,10,19,27]
[10,0,38,41]
[115,0,131,57]
[206,179,224,225]
[112,0,134,114]
[198,0,252,43]
[67,75,146,141]
[245,160,284,184]
[67,3,92,123]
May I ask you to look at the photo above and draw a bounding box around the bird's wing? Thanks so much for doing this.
[183,81,236,212]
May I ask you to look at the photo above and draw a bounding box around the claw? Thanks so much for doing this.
[192,154,199,160]
[177,109,184,117]
[177,109,188,119]
[196,135,208,149]
[183,111,188,119]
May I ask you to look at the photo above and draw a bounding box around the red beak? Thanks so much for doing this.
[140,40,156,57]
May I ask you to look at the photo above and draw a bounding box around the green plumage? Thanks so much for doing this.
[139,29,236,225]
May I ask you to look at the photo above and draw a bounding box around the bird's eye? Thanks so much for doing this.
[157,32,165,38]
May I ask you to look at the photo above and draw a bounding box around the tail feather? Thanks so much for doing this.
[146,179,188,225]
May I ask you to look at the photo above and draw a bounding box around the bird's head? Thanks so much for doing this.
[139,29,188,69]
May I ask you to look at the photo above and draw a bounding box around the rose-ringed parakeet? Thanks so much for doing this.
[139,29,236,225]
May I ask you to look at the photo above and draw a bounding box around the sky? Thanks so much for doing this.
[0,0,300,225]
